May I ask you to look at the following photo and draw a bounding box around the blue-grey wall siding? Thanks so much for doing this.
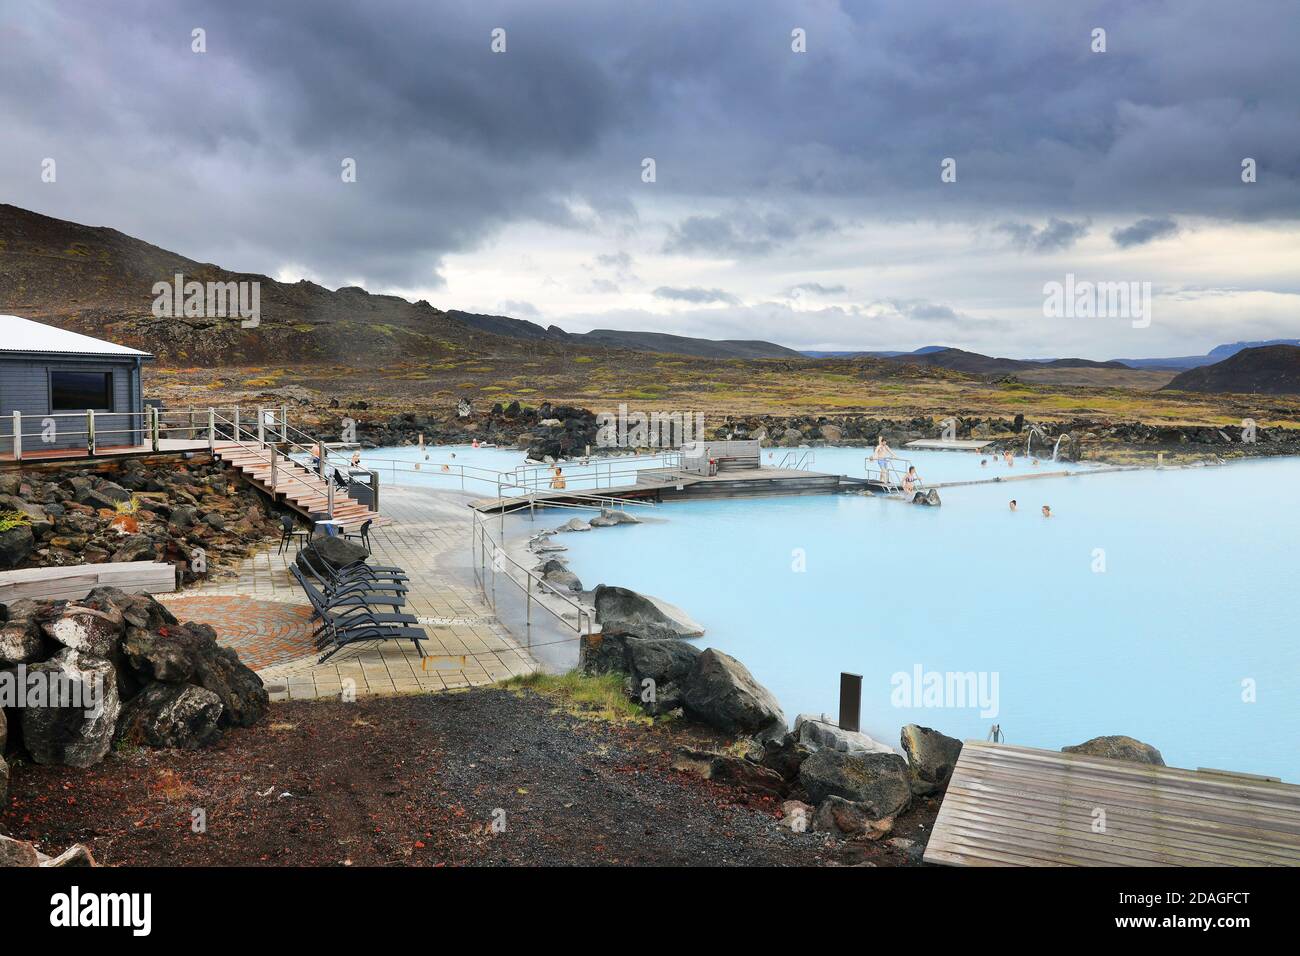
[0,355,143,454]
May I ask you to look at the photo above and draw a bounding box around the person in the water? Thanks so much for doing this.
[550,467,566,490]
[1041,504,1052,517]
[1009,499,1017,511]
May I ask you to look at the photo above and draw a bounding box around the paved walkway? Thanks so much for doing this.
[160,596,315,670]
[173,485,536,701]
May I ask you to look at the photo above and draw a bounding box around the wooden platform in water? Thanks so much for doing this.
[905,438,995,451]
[924,741,1300,867]
[472,466,864,512]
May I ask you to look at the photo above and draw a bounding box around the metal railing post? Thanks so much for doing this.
[86,409,95,455]
[280,406,288,443]
[327,474,335,519]
[256,406,265,445]
[233,406,241,442]
[188,406,196,439]
[526,577,532,646]
[11,411,21,461]
[271,445,278,490]
[150,406,160,451]
[208,408,216,452]
[369,469,380,513]
[316,440,325,476]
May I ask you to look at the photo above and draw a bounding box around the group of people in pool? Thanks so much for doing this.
[869,435,1054,514]
[980,451,1040,467]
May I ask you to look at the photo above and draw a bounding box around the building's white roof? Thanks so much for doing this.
[0,314,151,357]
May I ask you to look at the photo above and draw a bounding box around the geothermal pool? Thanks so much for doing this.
[552,454,1300,782]
[347,443,679,494]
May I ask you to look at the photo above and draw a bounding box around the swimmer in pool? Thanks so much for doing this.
[1009,499,1017,511]
[981,459,988,467]
[1041,504,1052,517]
[1004,451,1014,467]
[550,467,566,490]
[441,463,450,473]
[350,451,361,468]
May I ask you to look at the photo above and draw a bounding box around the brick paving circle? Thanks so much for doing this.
[162,596,316,671]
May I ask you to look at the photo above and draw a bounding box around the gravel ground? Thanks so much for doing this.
[2,687,937,867]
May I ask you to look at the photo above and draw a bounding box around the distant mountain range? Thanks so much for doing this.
[1161,345,1300,395]
[447,311,802,359]
[2,203,1297,392]
[800,341,1300,374]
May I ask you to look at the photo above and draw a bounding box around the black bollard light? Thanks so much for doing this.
[838,672,862,733]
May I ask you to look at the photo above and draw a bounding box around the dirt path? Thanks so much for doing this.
[2,688,934,866]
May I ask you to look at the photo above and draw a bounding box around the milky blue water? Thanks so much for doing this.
[555,454,1300,781]
[349,443,679,495]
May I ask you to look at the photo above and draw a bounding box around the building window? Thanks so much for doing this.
[50,370,113,411]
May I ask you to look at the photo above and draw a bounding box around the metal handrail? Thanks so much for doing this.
[470,509,593,647]
[863,454,916,492]
[208,411,344,518]
[340,452,681,497]
[777,449,816,470]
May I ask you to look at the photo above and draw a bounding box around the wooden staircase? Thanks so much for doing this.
[213,442,381,529]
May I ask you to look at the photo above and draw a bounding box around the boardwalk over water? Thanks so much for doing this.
[925,742,1300,867]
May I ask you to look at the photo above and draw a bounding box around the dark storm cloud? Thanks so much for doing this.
[662,211,838,258]
[1,0,1297,289]
[996,219,1090,253]
[1111,217,1180,248]
[653,286,741,305]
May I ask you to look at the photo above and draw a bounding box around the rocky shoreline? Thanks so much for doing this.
[518,511,1169,853]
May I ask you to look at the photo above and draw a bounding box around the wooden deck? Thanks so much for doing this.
[212,443,381,529]
[0,438,211,465]
[0,561,176,602]
[471,466,859,512]
[924,741,1300,867]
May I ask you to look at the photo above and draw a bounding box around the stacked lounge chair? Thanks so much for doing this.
[293,541,427,662]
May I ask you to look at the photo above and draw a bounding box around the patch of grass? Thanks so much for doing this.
[499,670,650,725]
[0,510,31,533]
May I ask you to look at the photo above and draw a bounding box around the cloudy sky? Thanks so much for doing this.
[3,0,1298,358]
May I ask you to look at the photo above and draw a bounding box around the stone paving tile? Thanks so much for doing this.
[158,595,316,670]
[176,485,537,700]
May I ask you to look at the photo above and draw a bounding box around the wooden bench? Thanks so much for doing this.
[0,562,177,603]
